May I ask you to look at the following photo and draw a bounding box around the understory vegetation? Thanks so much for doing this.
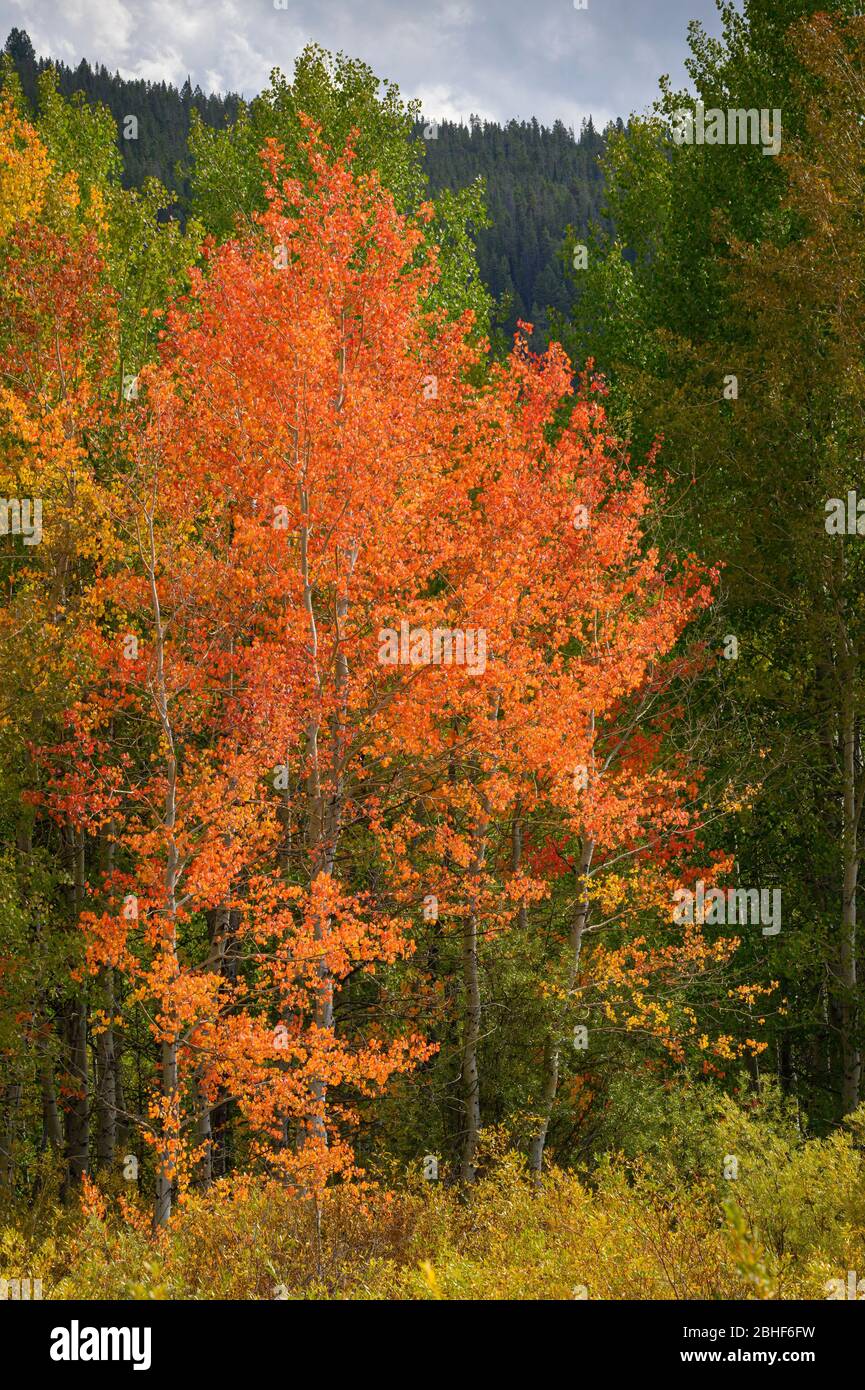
[4,1082,865,1300]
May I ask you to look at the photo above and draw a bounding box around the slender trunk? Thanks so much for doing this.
[460,815,489,1184]
[838,672,861,1114]
[299,479,330,1149]
[95,824,117,1167]
[296,474,355,1155]
[212,907,239,1177]
[63,992,89,1187]
[39,1054,63,1152]
[528,838,594,1178]
[211,1099,231,1177]
[95,967,117,1168]
[194,904,232,1186]
[145,510,180,1230]
[277,768,292,877]
[114,1032,129,1154]
[64,1014,89,1185]
[0,1082,22,1191]
[19,811,63,1158]
[195,1097,213,1187]
[62,826,89,1193]
[460,904,482,1183]
[153,1036,177,1228]
[512,805,528,933]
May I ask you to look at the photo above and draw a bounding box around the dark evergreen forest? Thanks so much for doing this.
[2,24,615,342]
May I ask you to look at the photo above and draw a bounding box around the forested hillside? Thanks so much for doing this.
[2,25,612,342]
[421,116,612,339]
[2,26,240,195]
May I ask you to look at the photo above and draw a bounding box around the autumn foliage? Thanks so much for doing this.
[1,91,757,1231]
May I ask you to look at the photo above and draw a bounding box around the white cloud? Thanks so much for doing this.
[412,83,496,126]
[1,0,725,122]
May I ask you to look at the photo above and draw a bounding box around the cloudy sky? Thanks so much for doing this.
[2,0,724,129]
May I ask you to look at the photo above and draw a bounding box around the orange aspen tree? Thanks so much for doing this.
[54,125,471,1216]
[50,122,745,1216]
[367,347,732,1179]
